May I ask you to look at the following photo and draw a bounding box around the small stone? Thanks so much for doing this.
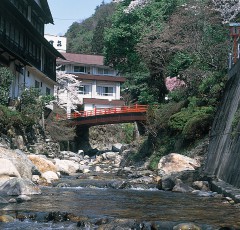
[8,198,17,203]
[229,200,235,205]
[16,195,32,203]
[0,215,15,223]
[225,197,233,201]
[32,175,40,183]
[173,223,202,230]
[83,168,90,174]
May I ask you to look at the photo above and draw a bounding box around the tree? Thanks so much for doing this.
[55,71,82,113]
[0,67,14,105]
[104,0,178,103]
[66,2,116,54]
[212,0,240,23]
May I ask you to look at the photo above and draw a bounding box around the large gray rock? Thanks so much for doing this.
[158,153,200,176]
[54,159,80,175]
[172,179,194,193]
[0,178,41,195]
[158,174,176,191]
[42,171,59,183]
[28,155,57,173]
[0,147,38,179]
[0,158,21,185]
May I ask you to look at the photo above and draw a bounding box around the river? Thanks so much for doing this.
[0,174,240,229]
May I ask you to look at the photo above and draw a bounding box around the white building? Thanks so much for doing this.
[44,34,67,53]
[57,53,125,111]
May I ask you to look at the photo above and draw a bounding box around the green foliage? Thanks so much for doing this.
[0,67,14,105]
[0,105,34,131]
[66,2,116,54]
[231,108,240,137]
[121,123,135,143]
[168,88,187,102]
[198,72,227,106]
[104,0,178,72]
[146,101,185,135]
[167,52,194,77]
[169,106,215,139]
[20,88,41,122]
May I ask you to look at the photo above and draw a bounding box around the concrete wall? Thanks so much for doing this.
[205,60,240,188]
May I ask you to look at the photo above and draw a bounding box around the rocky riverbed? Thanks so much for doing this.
[0,143,240,229]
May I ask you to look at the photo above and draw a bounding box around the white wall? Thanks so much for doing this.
[9,65,55,99]
[44,34,67,53]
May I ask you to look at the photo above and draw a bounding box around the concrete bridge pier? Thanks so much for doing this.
[75,125,91,152]
[134,122,146,139]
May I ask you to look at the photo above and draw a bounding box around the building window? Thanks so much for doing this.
[97,86,114,96]
[78,85,91,95]
[46,87,51,95]
[74,66,85,73]
[97,68,114,76]
[35,80,40,88]
[74,66,90,73]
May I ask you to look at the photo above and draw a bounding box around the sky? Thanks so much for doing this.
[45,0,112,36]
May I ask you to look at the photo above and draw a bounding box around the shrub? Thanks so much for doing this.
[182,113,213,140]
[146,101,185,135]
[122,123,135,144]
[169,106,215,139]
[0,105,35,132]
[0,67,14,105]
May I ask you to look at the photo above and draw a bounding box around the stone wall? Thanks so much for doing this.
[205,60,240,188]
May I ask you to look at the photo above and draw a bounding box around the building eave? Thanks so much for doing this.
[74,73,126,83]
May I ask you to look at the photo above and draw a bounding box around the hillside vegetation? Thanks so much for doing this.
[66,0,230,168]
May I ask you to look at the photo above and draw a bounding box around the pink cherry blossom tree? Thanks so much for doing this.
[113,0,240,23]
[54,71,82,114]
[165,76,185,92]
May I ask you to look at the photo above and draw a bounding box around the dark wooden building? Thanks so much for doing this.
[0,0,64,98]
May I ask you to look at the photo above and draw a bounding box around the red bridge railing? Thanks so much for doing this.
[56,104,148,121]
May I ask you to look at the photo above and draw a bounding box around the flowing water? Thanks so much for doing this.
[0,175,240,229]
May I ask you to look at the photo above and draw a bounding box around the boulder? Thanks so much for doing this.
[172,179,194,193]
[158,175,176,191]
[0,215,15,223]
[54,159,79,175]
[16,195,32,203]
[102,152,118,160]
[192,181,210,191]
[173,223,202,230]
[158,153,200,176]
[42,171,59,183]
[0,178,41,195]
[112,143,123,152]
[0,147,38,180]
[0,158,21,184]
[28,155,57,173]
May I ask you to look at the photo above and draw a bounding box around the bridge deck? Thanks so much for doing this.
[56,104,148,126]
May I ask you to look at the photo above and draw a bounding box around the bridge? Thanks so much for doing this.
[56,104,148,126]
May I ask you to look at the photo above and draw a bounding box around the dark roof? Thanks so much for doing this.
[30,0,54,24]
[58,53,105,66]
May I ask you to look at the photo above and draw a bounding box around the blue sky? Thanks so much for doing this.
[45,0,112,36]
